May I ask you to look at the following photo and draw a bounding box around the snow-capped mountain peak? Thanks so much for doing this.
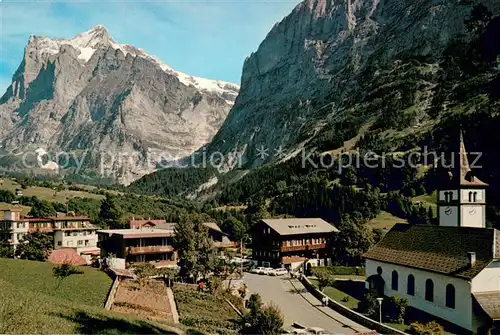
[28,25,239,96]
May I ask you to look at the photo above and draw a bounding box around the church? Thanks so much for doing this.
[364,132,500,334]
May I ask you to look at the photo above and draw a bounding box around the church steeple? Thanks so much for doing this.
[438,129,488,228]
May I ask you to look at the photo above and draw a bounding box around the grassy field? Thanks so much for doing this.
[309,279,359,310]
[0,179,104,204]
[412,191,437,212]
[0,258,182,334]
[173,285,240,334]
[367,211,407,230]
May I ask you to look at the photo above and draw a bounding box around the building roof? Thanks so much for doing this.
[97,228,174,239]
[261,218,339,236]
[203,222,226,234]
[130,219,167,226]
[20,218,53,222]
[48,248,87,266]
[129,219,176,230]
[473,291,500,320]
[363,224,500,280]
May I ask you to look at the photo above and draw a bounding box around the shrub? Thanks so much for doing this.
[311,266,366,278]
[246,293,263,324]
[385,296,408,323]
[257,303,284,335]
[357,291,378,318]
[408,321,444,335]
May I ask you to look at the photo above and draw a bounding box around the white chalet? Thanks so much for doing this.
[364,131,500,334]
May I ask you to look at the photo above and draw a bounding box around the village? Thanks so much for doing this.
[0,133,499,334]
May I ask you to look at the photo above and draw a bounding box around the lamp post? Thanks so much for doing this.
[376,297,384,324]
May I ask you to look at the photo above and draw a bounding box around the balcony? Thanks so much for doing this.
[280,243,326,253]
[29,227,54,233]
[126,245,174,255]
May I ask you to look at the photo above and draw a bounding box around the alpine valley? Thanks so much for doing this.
[129,0,500,213]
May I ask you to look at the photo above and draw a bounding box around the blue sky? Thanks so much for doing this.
[0,0,298,94]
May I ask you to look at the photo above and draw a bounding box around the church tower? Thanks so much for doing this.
[438,131,488,228]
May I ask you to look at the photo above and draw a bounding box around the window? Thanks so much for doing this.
[57,241,62,246]
[391,270,398,291]
[446,284,455,309]
[77,240,83,245]
[407,275,415,296]
[473,191,478,202]
[425,279,434,302]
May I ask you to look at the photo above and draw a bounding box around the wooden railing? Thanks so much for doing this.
[126,245,174,255]
[28,227,54,233]
[280,243,326,253]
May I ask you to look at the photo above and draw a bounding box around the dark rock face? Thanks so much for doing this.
[206,0,500,170]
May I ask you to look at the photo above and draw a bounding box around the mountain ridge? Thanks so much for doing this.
[0,25,239,185]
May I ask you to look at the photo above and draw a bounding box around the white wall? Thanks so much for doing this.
[366,259,474,331]
[472,261,500,293]
[54,230,98,249]
[460,205,485,228]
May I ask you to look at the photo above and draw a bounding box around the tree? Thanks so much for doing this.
[28,199,56,218]
[330,214,375,266]
[156,267,178,287]
[358,291,378,319]
[133,263,157,287]
[246,293,263,325]
[316,272,332,292]
[52,262,83,290]
[0,190,15,203]
[173,214,217,281]
[15,232,53,261]
[99,194,123,228]
[257,303,284,335]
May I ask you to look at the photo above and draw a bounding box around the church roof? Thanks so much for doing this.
[473,291,500,320]
[363,224,500,280]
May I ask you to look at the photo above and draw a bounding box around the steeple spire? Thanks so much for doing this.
[458,129,488,187]
[459,129,471,183]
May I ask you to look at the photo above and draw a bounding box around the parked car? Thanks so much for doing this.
[258,267,273,275]
[269,268,288,276]
[250,266,265,274]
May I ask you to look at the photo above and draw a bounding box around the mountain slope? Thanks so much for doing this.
[204,0,500,170]
[0,25,239,184]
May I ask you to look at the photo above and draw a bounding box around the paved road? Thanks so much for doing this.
[244,273,370,334]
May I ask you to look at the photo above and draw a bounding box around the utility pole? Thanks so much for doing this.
[240,237,243,275]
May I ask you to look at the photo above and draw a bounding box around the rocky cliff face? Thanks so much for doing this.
[0,25,239,184]
[206,0,500,170]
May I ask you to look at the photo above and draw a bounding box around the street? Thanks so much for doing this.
[243,273,370,334]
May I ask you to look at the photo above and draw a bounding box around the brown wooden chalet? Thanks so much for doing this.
[251,218,339,268]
